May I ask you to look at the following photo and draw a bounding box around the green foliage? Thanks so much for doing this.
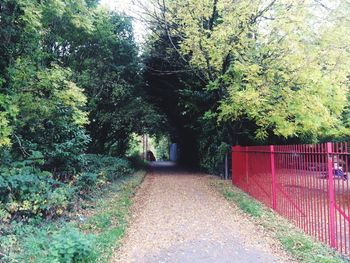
[0,0,155,261]
[0,228,21,262]
[21,226,95,263]
[76,172,98,192]
[154,135,170,160]
[0,0,160,175]
[0,156,138,262]
[0,0,93,176]
[0,153,135,221]
[142,0,350,172]
[66,8,165,156]
[0,165,74,219]
[126,134,143,157]
[197,117,231,173]
[223,189,262,217]
[81,154,134,182]
[170,0,350,139]
[8,60,91,175]
[0,95,15,147]
[79,171,146,262]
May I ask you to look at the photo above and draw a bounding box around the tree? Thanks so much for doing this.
[141,0,350,172]
[66,8,165,155]
[0,0,162,176]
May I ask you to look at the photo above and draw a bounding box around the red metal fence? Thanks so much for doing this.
[232,143,350,255]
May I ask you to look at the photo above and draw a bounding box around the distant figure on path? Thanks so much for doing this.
[147,150,156,162]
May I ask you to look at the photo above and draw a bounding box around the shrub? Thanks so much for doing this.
[44,126,91,179]
[0,205,11,223]
[0,232,20,262]
[0,154,135,220]
[127,154,147,169]
[46,186,74,217]
[0,175,9,201]
[81,154,134,182]
[103,158,133,181]
[0,221,39,262]
[75,172,98,193]
[21,226,95,263]
[0,166,74,218]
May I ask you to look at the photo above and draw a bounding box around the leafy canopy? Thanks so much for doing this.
[157,0,350,141]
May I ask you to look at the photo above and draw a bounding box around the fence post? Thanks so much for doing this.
[270,145,277,210]
[231,146,236,185]
[326,142,336,248]
[245,146,249,184]
[224,152,228,180]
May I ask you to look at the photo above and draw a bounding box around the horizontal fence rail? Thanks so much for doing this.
[232,143,350,255]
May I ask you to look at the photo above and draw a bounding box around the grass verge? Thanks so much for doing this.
[211,179,349,263]
[77,170,146,262]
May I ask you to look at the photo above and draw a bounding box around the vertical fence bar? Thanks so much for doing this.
[327,142,336,248]
[231,146,235,185]
[334,143,343,253]
[306,144,311,235]
[302,144,307,233]
[321,143,328,244]
[224,152,228,180]
[312,144,317,236]
[316,144,321,242]
[245,146,249,186]
[299,144,303,231]
[270,145,277,210]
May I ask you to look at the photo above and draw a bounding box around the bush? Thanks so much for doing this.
[104,158,133,181]
[0,205,11,223]
[44,126,91,179]
[21,226,95,263]
[127,154,147,170]
[0,154,137,261]
[0,166,74,219]
[81,154,134,182]
[0,154,135,220]
[0,232,20,262]
[75,172,98,193]
[46,186,74,217]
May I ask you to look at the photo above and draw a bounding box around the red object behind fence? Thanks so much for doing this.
[232,143,350,255]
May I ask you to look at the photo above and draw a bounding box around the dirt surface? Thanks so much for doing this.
[111,162,295,263]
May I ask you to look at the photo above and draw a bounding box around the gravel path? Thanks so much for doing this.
[111,162,294,263]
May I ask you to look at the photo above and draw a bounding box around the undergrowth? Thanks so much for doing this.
[0,156,146,263]
[79,170,145,262]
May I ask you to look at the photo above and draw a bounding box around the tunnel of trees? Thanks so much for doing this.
[0,0,350,182]
[141,0,350,172]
